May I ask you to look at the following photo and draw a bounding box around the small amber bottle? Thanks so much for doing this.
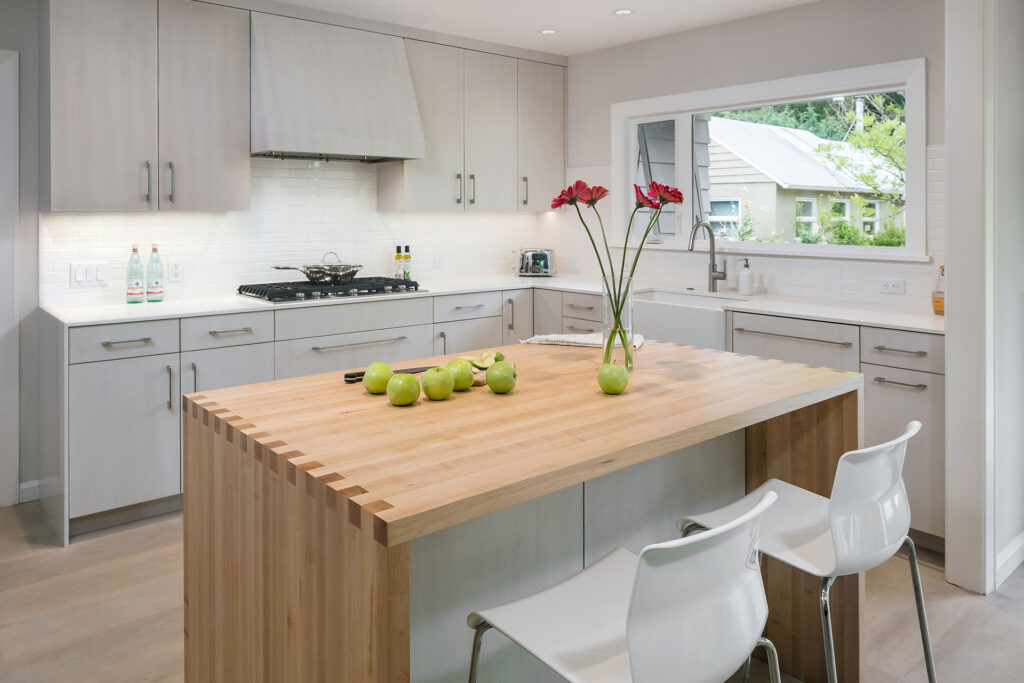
[931,265,945,316]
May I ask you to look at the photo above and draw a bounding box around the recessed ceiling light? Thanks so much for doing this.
[613,8,633,15]
[539,28,557,35]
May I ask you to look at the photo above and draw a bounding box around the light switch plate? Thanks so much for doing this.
[169,261,184,282]
[879,278,906,294]
[69,262,107,288]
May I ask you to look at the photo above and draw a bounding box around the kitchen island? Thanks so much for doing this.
[183,341,863,683]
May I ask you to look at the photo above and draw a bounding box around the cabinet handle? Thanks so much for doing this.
[468,174,476,205]
[567,325,595,333]
[733,328,853,348]
[522,176,528,206]
[454,304,484,311]
[145,161,152,203]
[873,376,928,391]
[873,344,927,357]
[567,303,595,311]
[166,365,174,410]
[507,298,515,330]
[102,336,153,348]
[455,173,463,205]
[439,331,447,355]
[168,161,175,203]
[191,362,198,393]
[208,326,253,336]
[312,335,407,352]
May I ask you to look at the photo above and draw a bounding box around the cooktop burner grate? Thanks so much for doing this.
[238,277,422,302]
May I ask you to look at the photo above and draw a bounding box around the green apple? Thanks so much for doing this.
[362,361,393,394]
[422,367,455,401]
[386,373,420,406]
[485,360,517,394]
[446,358,474,391]
[597,363,628,395]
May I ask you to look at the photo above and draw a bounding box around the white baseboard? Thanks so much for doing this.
[19,479,39,503]
[996,529,1024,587]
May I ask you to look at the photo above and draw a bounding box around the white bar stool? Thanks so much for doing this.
[678,421,936,683]
[465,491,780,683]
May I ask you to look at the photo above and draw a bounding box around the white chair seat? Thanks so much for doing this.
[685,479,837,577]
[468,548,637,683]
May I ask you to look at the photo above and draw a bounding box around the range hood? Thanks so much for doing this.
[250,12,426,162]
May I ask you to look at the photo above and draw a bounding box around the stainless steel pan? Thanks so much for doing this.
[273,251,362,284]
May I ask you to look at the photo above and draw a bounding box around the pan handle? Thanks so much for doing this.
[272,265,305,272]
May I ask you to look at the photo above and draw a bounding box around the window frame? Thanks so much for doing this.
[861,201,880,234]
[709,197,743,235]
[610,59,928,262]
[831,199,851,221]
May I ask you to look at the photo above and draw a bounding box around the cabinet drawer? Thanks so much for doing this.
[433,292,503,323]
[274,324,433,380]
[562,292,602,322]
[433,317,503,356]
[69,319,180,364]
[275,297,433,341]
[863,363,945,537]
[181,311,274,351]
[563,317,600,334]
[861,327,945,374]
[731,312,859,372]
[181,343,275,394]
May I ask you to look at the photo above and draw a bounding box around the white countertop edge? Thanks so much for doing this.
[721,297,945,335]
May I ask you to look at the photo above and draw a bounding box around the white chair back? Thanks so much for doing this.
[626,491,777,683]
[828,421,921,576]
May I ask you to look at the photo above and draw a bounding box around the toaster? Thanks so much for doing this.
[518,248,556,277]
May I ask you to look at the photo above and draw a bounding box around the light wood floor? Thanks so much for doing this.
[1,502,1022,682]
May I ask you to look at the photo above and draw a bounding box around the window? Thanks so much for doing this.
[612,59,926,259]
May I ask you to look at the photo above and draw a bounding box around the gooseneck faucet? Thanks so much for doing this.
[688,221,727,292]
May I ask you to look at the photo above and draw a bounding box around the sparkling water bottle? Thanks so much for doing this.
[126,244,145,304]
[146,243,164,302]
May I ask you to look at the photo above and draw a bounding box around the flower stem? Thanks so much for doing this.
[574,204,609,284]
[591,206,617,298]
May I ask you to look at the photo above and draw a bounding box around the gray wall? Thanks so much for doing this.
[567,0,945,168]
[0,0,41,496]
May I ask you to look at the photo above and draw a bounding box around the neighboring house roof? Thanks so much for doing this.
[708,116,893,194]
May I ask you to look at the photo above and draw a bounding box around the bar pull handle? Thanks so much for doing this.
[507,297,514,330]
[873,345,927,357]
[312,336,407,352]
[468,174,476,205]
[145,161,152,203]
[522,176,528,206]
[567,303,595,311]
[102,336,153,348]
[168,161,175,203]
[439,331,447,355]
[454,304,484,311]
[567,325,595,333]
[873,376,928,391]
[191,362,198,393]
[166,365,174,410]
[455,173,463,205]
[208,326,253,336]
[733,328,853,348]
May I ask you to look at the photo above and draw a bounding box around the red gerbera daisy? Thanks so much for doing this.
[579,185,609,207]
[551,180,590,209]
[634,184,661,210]
[648,181,683,205]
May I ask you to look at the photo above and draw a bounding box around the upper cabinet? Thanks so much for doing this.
[518,61,566,212]
[43,0,250,212]
[380,42,565,213]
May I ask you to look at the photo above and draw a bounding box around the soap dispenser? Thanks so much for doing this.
[738,258,755,296]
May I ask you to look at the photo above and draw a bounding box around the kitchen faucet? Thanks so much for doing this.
[688,220,727,292]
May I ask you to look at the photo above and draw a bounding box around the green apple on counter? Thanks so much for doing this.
[446,358,474,391]
[597,363,628,395]
[422,367,455,401]
[386,373,420,406]
[362,362,393,394]
[485,361,517,394]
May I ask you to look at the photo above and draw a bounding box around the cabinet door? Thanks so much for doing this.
[533,289,562,336]
[396,40,465,212]
[275,325,433,380]
[181,343,275,393]
[517,61,565,212]
[503,289,534,345]
[158,0,250,211]
[434,317,503,356]
[69,353,180,517]
[863,363,946,537]
[464,51,517,212]
[731,312,860,372]
[48,0,158,211]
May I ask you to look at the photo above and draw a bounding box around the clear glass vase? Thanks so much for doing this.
[602,276,634,370]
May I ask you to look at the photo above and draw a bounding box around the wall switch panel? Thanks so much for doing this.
[169,261,184,282]
[69,262,107,288]
[432,250,443,270]
[879,278,906,294]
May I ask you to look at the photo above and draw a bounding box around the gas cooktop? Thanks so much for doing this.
[238,277,423,303]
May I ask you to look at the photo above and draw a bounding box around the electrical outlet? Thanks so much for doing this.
[69,262,107,288]
[432,250,443,270]
[169,261,184,282]
[879,278,905,294]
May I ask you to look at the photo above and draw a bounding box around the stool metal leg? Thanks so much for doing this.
[904,537,938,683]
[742,654,752,683]
[468,623,492,683]
[819,576,838,683]
[758,636,782,683]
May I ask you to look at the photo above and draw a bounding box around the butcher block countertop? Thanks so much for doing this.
[184,341,862,547]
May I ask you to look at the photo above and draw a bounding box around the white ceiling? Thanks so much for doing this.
[279,0,819,56]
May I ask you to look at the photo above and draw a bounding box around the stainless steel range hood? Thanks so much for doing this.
[250,12,426,162]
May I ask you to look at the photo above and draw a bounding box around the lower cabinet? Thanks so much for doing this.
[533,289,562,336]
[433,317,503,356]
[69,353,182,518]
[731,312,860,372]
[562,317,599,335]
[502,289,534,344]
[275,325,433,379]
[181,343,275,393]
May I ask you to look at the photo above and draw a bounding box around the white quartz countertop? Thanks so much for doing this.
[43,277,943,335]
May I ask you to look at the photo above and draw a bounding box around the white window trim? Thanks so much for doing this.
[795,196,818,225]
[861,201,880,233]
[610,58,928,262]
[830,198,851,220]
